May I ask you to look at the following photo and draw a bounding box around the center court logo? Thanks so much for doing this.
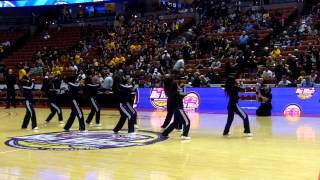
[5,130,166,151]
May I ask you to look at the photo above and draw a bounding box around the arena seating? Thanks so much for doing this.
[1,2,319,106]
[3,27,81,69]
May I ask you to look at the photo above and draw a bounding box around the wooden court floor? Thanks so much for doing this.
[0,108,319,180]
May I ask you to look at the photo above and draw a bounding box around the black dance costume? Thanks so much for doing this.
[21,78,37,129]
[85,82,101,125]
[161,81,183,130]
[223,78,251,136]
[162,82,191,138]
[113,75,137,134]
[45,78,63,123]
[64,80,85,131]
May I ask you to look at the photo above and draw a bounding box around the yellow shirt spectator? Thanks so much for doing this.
[106,42,115,50]
[130,44,141,56]
[119,56,125,63]
[271,48,281,58]
[52,65,63,75]
[18,68,26,80]
[75,54,81,64]
[263,12,270,18]
[93,59,99,66]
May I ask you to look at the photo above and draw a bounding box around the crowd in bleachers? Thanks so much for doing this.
[16,12,193,87]
[263,2,320,87]
[4,1,320,89]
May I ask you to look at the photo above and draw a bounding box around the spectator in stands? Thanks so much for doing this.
[191,72,201,87]
[310,70,318,82]
[274,61,287,82]
[185,73,194,86]
[5,69,16,109]
[287,55,299,79]
[297,71,306,84]
[261,67,273,81]
[300,75,315,87]
[199,75,210,87]
[256,81,272,116]
[278,75,292,87]
[159,26,169,47]
[210,57,221,70]
[18,65,27,81]
[239,31,249,46]
[271,46,281,58]
[160,50,172,73]
[182,42,192,60]
[265,56,275,67]
[0,40,11,55]
[102,72,113,90]
[43,32,51,40]
[304,54,313,75]
[2,41,11,48]
[298,20,310,34]
[173,57,185,73]
[71,63,78,74]
[151,68,162,86]
[245,21,255,33]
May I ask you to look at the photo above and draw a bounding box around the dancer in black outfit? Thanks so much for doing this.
[21,75,38,130]
[162,81,191,140]
[161,74,182,130]
[44,76,63,124]
[112,73,138,136]
[64,76,85,131]
[223,77,252,136]
[5,69,16,109]
[85,76,101,126]
[126,75,139,128]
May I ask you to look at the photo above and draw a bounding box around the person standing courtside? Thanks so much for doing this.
[223,77,252,137]
[64,76,86,132]
[21,75,38,130]
[256,81,272,116]
[85,73,101,126]
[5,69,16,108]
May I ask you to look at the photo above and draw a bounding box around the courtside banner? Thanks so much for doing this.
[137,88,320,115]
[0,0,113,8]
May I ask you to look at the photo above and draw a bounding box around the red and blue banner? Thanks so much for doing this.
[136,88,320,116]
[0,0,112,8]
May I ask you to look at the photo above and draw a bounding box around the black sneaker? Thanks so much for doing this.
[161,133,169,139]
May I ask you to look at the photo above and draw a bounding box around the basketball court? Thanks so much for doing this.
[0,108,319,179]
